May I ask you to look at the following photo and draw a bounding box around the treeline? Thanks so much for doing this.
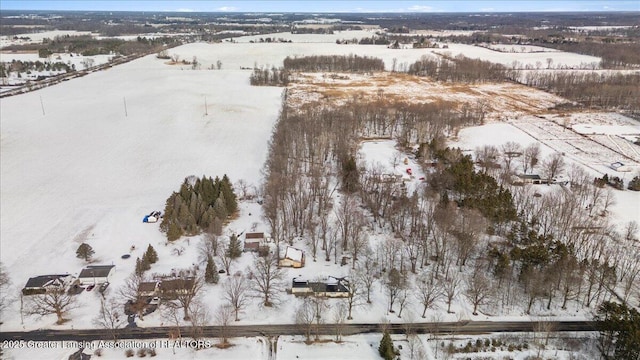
[0,60,73,76]
[408,54,509,83]
[545,42,640,69]
[523,72,640,111]
[160,175,237,241]
[2,35,180,56]
[249,66,290,86]
[282,54,385,72]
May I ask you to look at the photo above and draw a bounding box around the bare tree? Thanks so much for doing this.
[624,221,639,241]
[25,288,78,324]
[161,301,183,343]
[475,145,499,174]
[384,268,406,313]
[522,143,540,174]
[93,297,123,341]
[464,268,492,315]
[215,304,234,346]
[542,152,565,183]
[355,249,378,304]
[396,288,410,318]
[170,276,204,321]
[501,141,522,174]
[223,274,249,321]
[443,272,460,314]
[295,297,316,343]
[200,230,220,260]
[0,262,11,315]
[218,242,235,276]
[333,302,348,342]
[188,299,209,341]
[247,252,285,307]
[415,270,442,318]
[343,274,364,320]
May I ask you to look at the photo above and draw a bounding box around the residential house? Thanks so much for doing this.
[290,276,349,298]
[516,174,546,185]
[77,265,115,286]
[22,274,74,295]
[279,246,305,268]
[243,232,265,252]
[160,277,196,299]
[138,281,160,297]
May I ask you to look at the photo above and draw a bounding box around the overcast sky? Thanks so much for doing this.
[2,1,639,13]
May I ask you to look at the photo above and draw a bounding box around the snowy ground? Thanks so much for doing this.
[1,332,599,360]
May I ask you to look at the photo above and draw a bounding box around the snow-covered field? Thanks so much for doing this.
[1,30,636,359]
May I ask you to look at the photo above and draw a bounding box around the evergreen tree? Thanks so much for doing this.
[227,234,242,259]
[135,257,150,276]
[213,196,228,220]
[144,244,158,264]
[596,301,640,360]
[205,256,219,284]
[378,331,395,360]
[160,174,238,241]
[167,222,183,241]
[220,174,238,214]
[76,243,95,262]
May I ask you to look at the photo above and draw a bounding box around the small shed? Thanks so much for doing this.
[78,265,115,286]
[279,246,305,268]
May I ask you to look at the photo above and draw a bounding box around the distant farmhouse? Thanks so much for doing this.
[610,161,632,172]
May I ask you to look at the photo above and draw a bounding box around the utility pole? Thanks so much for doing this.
[40,96,45,116]
[204,96,208,116]
[123,97,128,117]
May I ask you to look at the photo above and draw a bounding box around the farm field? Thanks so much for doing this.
[1,26,639,360]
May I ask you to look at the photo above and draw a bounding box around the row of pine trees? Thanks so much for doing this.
[160,175,237,241]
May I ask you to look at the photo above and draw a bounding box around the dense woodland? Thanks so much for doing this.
[160,175,237,241]
[257,54,640,350]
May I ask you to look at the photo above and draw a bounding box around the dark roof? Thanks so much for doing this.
[244,241,260,249]
[78,265,115,278]
[161,278,195,292]
[24,274,70,289]
[245,232,264,239]
[309,281,348,293]
[518,174,541,180]
[138,282,159,292]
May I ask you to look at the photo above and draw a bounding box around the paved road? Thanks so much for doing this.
[0,321,597,342]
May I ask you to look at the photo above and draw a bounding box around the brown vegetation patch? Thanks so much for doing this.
[286,72,565,119]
